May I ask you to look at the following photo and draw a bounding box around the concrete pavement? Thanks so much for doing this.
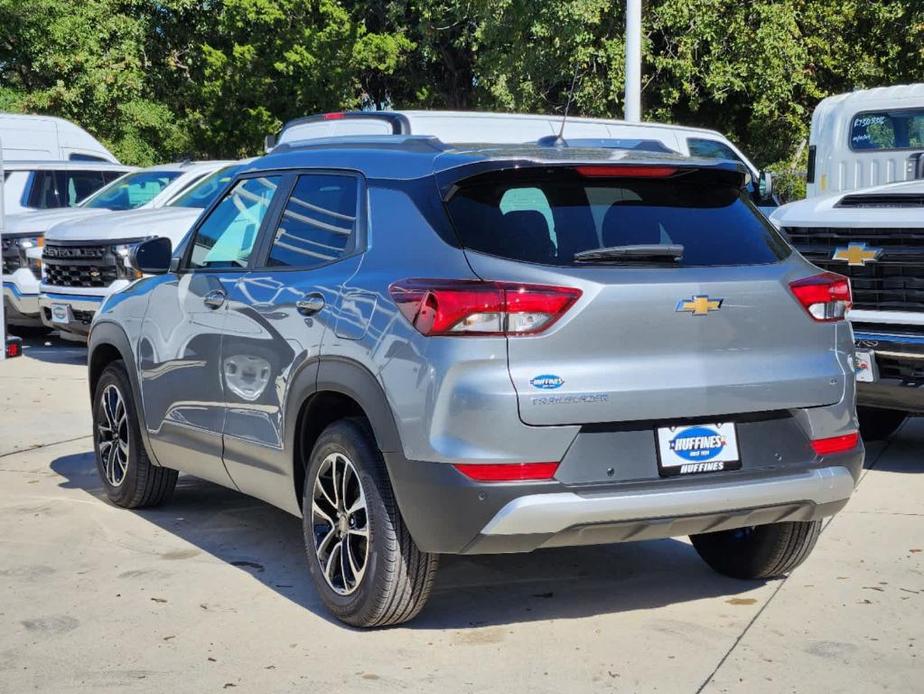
[0,334,920,693]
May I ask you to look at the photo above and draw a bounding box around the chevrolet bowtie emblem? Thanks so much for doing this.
[832,242,882,267]
[676,295,723,316]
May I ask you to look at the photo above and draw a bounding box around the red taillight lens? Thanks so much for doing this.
[811,432,860,456]
[452,462,559,482]
[576,165,678,178]
[388,280,581,336]
[789,272,852,322]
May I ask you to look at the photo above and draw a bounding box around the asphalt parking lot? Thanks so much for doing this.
[0,334,921,693]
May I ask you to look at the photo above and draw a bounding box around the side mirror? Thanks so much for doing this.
[759,170,774,199]
[130,237,173,275]
[264,133,278,152]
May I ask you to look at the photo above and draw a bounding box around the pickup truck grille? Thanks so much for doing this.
[783,226,924,312]
[1,238,21,274]
[42,243,118,288]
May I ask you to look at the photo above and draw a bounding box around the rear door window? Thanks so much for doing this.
[445,168,790,267]
[25,171,60,208]
[60,171,106,205]
[850,109,924,150]
[265,173,359,269]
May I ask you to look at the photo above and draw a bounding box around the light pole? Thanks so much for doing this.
[625,0,642,122]
[1,135,6,361]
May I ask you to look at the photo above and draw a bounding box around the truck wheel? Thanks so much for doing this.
[92,361,178,508]
[857,407,907,441]
[690,520,822,580]
[301,418,438,628]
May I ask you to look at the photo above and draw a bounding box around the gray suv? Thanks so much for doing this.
[87,135,863,627]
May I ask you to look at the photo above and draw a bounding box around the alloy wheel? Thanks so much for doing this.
[311,452,369,595]
[97,384,129,487]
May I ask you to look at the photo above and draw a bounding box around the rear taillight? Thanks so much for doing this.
[452,462,559,482]
[789,272,852,322]
[388,280,581,336]
[811,432,859,456]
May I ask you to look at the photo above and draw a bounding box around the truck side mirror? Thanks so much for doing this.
[131,237,173,275]
[759,170,774,199]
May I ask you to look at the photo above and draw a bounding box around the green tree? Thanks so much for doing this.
[0,0,193,164]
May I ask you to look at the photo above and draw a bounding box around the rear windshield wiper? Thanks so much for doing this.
[573,244,684,264]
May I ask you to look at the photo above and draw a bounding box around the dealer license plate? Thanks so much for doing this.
[656,422,741,476]
[854,350,877,383]
[50,303,70,325]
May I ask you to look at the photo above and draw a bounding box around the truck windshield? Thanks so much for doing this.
[81,170,181,210]
[169,165,243,209]
[445,168,791,267]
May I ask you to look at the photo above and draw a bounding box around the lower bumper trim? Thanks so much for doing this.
[480,466,855,537]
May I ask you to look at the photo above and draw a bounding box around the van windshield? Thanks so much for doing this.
[444,168,791,267]
[81,170,182,210]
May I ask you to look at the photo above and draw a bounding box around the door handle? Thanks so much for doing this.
[296,293,325,316]
[203,289,226,310]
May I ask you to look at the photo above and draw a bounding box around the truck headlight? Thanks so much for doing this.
[112,242,144,280]
[17,236,43,265]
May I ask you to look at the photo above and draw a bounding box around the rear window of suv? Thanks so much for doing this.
[444,167,790,267]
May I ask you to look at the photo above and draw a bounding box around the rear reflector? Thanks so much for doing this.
[576,165,678,178]
[789,272,852,322]
[5,337,22,359]
[452,462,559,482]
[389,279,581,336]
[811,432,859,456]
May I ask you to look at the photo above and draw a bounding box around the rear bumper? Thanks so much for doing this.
[387,450,863,555]
[854,328,924,413]
[468,466,853,553]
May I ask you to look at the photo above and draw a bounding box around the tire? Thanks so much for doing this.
[857,407,907,441]
[301,417,438,628]
[690,520,822,580]
[92,361,177,508]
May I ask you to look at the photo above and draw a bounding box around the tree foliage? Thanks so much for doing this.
[0,0,921,187]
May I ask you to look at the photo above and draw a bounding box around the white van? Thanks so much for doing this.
[268,110,776,211]
[806,83,924,197]
[0,113,119,163]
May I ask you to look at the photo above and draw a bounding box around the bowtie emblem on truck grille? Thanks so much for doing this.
[675,295,723,316]
[832,242,882,267]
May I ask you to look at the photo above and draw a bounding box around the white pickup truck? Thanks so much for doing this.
[39,163,240,340]
[772,178,924,438]
[4,162,227,329]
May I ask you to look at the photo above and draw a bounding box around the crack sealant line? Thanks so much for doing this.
[0,434,92,460]
[694,432,897,694]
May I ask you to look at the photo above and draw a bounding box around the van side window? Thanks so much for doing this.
[188,176,282,270]
[687,138,742,163]
[850,109,924,150]
[266,174,359,269]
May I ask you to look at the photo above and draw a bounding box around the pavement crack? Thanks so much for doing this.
[694,433,898,693]
[0,435,91,460]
